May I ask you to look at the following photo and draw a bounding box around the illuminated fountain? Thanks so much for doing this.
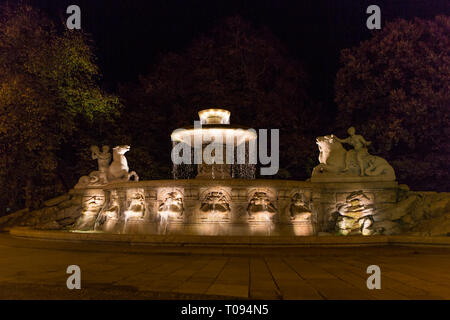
[171,109,257,180]
[66,108,401,237]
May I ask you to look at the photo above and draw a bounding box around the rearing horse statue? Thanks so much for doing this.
[107,145,139,182]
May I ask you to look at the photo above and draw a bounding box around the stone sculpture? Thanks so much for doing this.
[333,127,371,176]
[247,192,277,220]
[200,191,231,214]
[124,191,146,221]
[91,145,111,184]
[95,190,120,228]
[75,145,139,188]
[108,145,139,182]
[73,190,105,230]
[158,191,184,218]
[335,191,375,235]
[311,129,395,181]
[289,193,312,221]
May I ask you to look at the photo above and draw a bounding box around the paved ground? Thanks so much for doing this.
[0,233,449,299]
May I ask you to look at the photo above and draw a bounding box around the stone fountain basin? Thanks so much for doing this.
[71,178,399,236]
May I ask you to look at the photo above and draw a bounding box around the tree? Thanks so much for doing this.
[121,16,320,180]
[0,4,120,211]
[335,15,450,190]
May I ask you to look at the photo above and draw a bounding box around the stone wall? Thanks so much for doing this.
[374,186,450,236]
[0,193,82,231]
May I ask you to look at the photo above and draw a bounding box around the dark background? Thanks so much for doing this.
[19,0,449,110]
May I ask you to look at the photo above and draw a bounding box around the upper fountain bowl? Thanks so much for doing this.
[170,108,257,145]
[198,108,230,124]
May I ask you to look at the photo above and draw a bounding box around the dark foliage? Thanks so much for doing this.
[335,16,450,191]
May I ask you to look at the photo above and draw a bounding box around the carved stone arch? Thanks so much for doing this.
[199,187,232,203]
[247,188,277,203]
[157,187,185,201]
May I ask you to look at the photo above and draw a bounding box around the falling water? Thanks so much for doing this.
[158,211,170,234]
[232,163,256,179]
[173,163,196,179]
[231,146,256,179]
[261,212,274,236]
[172,141,196,179]
[172,138,257,180]
[209,207,223,235]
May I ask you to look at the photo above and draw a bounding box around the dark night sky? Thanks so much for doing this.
[6,0,450,104]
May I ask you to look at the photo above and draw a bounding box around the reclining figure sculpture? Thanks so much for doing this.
[312,127,395,181]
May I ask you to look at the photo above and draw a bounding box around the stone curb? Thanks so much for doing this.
[9,227,450,247]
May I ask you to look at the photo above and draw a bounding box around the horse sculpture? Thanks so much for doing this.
[312,135,395,180]
[107,145,139,182]
[75,145,139,188]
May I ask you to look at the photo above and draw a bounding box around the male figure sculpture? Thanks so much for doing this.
[91,145,111,184]
[333,127,371,176]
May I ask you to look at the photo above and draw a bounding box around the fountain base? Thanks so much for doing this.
[63,178,401,236]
